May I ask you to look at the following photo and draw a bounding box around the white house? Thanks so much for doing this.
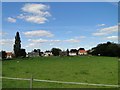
[69,52,77,56]
[69,49,78,56]
[44,51,53,56]
[78,50,87,55]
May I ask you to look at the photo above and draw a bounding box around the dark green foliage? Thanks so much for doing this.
[1,51,7,60]
[70,49,78,55]
[33,49,37,52]
[20,49,26,58]
[13,32,26,58]
[37,49,41,56]
[90,42,120,57]
[66,49,69,56]
[14,32,21,57]
[78,48,85,50]
[51,48,61,56]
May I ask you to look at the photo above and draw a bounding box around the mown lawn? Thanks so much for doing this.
[2,56,118,88]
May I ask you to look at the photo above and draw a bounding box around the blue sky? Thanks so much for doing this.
[1,2,118,52]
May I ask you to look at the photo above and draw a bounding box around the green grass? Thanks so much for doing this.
[2,56,118,88]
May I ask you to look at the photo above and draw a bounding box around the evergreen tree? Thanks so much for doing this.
[14,32,21,57]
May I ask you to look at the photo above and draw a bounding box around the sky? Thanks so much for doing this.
[1,2,118,52]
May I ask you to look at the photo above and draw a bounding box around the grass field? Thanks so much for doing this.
[2,56,118,88]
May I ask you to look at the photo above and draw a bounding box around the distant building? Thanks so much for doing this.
[28,49,42,57]
[6,52,13,59]
[59,51,67,56]
[44,51,53,56]
[78,48,87,55]
[28,52,39,57]
[78,50,87,55]
[69,49,78,56]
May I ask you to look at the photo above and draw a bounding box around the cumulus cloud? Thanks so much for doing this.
[23,30,54,37]
[93,25,118,36]
[28,39,48,43]
[28,39,61,43]
[97,24,106,27]
[7,17,16,23]
[106,36,118,41]
[17,3,51,24]
[0,39,14,45]
[21,3,50,16]
[23,16,47,24]
[28,38,80,44]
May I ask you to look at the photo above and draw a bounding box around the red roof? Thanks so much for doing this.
[79,50,86,53]
[6,52,13,56]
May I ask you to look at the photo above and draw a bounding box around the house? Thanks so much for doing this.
[69,49,78,56]
[78,50,87,55]
[6,52,13,59]
[28,52,39,57]
[78,48,87,55]
[40,52,44,56]
[44,51,53,56]
[59,51,67,56]
[28,49,42,57]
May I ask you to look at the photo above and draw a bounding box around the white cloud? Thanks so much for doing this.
[17,3,51,24]
[28,39,48,43]
[24,16,48,24]
[0,31,7,36]
[7,17,16,23]
[21,3,50,16]
[93,25,118,36]
[64,39,80,43]
[23,30,54,37]
[0,39,14,45]
[97,24,106,27]
[106,36,118,41]
[25,43,36,48]
[28,39,61,43]
[28,38,80,44]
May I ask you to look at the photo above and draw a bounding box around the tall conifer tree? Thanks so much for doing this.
[14,32,21,57]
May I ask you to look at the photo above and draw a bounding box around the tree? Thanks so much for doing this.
[70,49,78,55]
[14,32,21,57]
[90,42,120,57]
[37,49,41,56]
[78,48,85,50]
[33,49,37,52]
[13,32,26,58]
[1,51,7,60]
[51,48,61,56]
[20,49,26,58]
[66,49,69,56]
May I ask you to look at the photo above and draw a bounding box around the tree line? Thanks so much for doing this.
[1,32,120,60]
[88,42,120,57]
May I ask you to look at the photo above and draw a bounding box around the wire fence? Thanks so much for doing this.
[1,76,119,88]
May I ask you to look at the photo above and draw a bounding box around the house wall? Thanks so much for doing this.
[78,51,87,55]
[69,53,77,56]
[44,52,53,56]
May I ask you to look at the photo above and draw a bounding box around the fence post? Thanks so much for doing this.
[30,75,33,89]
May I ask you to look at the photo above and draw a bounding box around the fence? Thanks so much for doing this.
[1,76,119,88]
